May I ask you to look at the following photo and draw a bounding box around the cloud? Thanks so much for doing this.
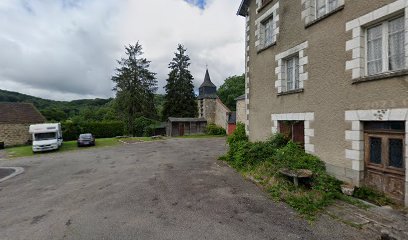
[0,0,245,100]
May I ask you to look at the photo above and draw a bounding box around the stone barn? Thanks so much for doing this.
[0,103,46,146]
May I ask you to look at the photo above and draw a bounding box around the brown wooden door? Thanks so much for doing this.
[179,124,185,136]
[364,132,405,204]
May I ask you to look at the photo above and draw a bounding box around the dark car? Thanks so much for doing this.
[77,133,95,147]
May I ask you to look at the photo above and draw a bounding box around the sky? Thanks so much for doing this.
[0,0,245,101]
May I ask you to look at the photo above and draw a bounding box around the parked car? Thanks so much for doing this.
[77,133,95,147]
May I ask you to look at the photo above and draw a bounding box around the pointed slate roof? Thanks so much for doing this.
[199,69,216,88]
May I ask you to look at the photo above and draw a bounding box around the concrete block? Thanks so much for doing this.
[305,112,314,121]
[345,130,363,141]
[352,141,364,151]
[305,144,315,153]
[299,72,308,81]
[345,110,359,121]
[389,108,408,120]
[351,121,362,131]
[304,120,310,129]
[346,149,363,161]
[305,128,314,137]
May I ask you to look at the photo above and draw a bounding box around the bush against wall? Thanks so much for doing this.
[221,125,348,219]
[205,123,226,136]
[62,121,125,141]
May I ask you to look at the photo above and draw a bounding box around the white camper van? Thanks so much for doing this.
[29,123,63,152]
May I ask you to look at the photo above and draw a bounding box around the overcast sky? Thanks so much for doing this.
[0,0,245,101]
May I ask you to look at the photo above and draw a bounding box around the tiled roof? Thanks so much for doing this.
[0,103,46,124]
[168,117,207,123]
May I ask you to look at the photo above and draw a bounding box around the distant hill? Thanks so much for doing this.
[0,89,112,121]
[0,89,165,122]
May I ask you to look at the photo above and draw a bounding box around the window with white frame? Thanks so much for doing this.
[316,0,339,19]
[275,41,308,94]
[285,56,300,91]
[262,16,274,47]
[366,16,405,76]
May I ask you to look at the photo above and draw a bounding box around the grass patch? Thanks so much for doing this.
[352,186,394,206]
[117,137,158,142]
[5,137,124,158]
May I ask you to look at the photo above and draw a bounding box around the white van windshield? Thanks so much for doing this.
[34,132,56,141]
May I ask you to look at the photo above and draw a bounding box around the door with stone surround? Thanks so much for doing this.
[364,122,405,204]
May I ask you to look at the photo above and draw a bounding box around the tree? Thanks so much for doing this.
[111,42,158,136]
[217,74,245,111]
[162,44,198,120]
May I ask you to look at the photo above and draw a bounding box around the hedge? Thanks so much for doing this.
[62,121,125,141]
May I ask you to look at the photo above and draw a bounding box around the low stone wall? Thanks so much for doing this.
[0,124,31,146]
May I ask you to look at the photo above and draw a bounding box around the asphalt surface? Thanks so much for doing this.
[0,138,373,240]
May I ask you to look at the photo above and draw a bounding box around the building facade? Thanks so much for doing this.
[0,103,46,146]
[235,94,246,124]
[197,69,231,130]
[238,0,408,205]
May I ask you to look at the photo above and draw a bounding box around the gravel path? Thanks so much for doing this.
[0,138,375,240]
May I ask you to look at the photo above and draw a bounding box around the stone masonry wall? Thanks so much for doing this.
[0,124,31,146]
[236,99,246,124]
[215,99,230,130]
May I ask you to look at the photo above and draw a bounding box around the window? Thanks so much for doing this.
[279,121,305,147]
[262,16,274,47]
[366,16,405,76]
[315,0,339,19]
[285,56,300,91]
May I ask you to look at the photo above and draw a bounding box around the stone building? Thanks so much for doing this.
[0,103,46,146]
[197,69,231,130]
[235,94,246,124]
[238,0,408,205]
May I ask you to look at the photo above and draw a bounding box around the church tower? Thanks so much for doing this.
[197,68,231,129]
[198,69,218,124]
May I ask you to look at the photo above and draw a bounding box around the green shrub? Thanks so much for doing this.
[133,117,157,137]
[227,123,247,145]
[221,132,345,219]
[205,124,226,136]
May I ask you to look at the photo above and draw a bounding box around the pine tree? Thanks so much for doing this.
[111,42,157,136]
[162,44,198,120]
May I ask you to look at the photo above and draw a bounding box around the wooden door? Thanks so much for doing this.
[279,121,304,147]
[179,123,185,136]
[364,132,405,204]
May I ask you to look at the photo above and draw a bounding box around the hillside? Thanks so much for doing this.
[0,89,112,121]
[0,89,165,121]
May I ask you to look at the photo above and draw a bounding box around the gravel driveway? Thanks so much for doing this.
[0,138,374,240]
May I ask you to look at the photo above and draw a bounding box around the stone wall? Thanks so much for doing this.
[200,99,216,124]
[215,99,230,130]
[236,99,246,124]
[0,124,31,146]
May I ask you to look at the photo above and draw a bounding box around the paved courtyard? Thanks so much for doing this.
[0,138,375,240]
